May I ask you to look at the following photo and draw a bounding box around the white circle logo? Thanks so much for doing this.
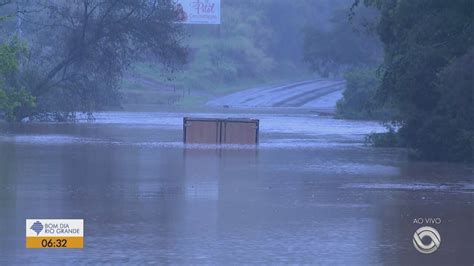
[413,226,441,254]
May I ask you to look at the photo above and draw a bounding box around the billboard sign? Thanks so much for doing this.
[174,0,220,24]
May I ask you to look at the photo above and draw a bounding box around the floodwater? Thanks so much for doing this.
[0,111,472,265]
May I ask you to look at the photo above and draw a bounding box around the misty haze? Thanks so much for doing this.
[0,0,472,265]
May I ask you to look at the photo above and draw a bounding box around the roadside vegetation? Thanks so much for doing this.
[0,0,187,122]
[303,3,388,120]
[0,0,331,115]
[305,0,473,162]
[121,1,322,107]
[0,37,35,121]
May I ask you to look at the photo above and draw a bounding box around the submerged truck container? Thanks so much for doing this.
[183,117,259,145]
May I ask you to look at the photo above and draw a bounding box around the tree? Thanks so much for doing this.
[2,0,187,121]
[336,66,385,119]
[356,0,473,161]
[0,37,36,121]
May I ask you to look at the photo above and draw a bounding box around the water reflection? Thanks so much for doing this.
[0,112,472,264]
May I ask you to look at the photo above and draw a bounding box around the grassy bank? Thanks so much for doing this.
[121,62,316,109]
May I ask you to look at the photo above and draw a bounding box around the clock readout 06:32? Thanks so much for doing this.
[41,238,68,248]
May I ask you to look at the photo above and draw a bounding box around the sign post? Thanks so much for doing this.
[174,0,221,25]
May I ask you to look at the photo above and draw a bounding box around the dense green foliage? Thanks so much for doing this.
[357,0,473,161]
[0,0,187,121]
[0,88,36,121]
[305,0,473,161]
[0,39,36,121]
[336,67,391,120]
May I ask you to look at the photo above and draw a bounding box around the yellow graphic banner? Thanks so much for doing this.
[26,237,84,248]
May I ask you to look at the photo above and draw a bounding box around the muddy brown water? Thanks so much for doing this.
[0,111,472,265]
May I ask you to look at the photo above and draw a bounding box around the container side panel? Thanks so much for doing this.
[185,121,219,144]
[223,121,257,144]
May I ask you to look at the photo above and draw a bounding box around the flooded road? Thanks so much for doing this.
[0,111,472,265]
[206,79,345,112]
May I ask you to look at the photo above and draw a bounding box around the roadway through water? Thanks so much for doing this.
[206,79,345,112]
[0,87,472,264]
